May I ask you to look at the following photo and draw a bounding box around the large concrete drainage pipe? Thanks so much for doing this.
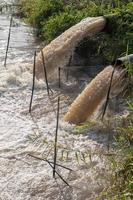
[64,66,123,124]
[35,17,106,80]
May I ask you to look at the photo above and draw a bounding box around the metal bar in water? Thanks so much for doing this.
[101,63,117,120]
[0,6,2,13]
[29,51,36,113]
[41,50,52,96]
[4,15,13,67]
[28,154,73,171]
[53,97,60,178]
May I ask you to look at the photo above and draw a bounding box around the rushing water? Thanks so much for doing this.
[0,1,113,200]
[0,1,40,65]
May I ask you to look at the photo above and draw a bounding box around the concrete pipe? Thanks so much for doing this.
[64,66,123,124]
[35,17,106,80]
[112,54,133,66]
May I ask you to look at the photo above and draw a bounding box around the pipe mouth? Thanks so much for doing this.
[111,59,123,66]
[112,54,133,68]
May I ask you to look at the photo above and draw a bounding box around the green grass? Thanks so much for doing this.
[97,104,133,199]
[19,0,133,63]
[74,120,96,134]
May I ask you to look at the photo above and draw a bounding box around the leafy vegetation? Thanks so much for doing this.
[96,103,133,199]
[20,1,133,50]
[19,0,133,64]
[74,120,96,134]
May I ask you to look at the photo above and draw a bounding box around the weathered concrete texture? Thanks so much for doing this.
[64,66,123,124]
[35,17,106,80]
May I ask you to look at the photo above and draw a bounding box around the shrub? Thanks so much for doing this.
[20,0,133,58]
[20,0,64,36]
[42,9,82,42]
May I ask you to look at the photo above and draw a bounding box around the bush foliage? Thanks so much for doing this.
[20,0,133,62]
[20,2,132,36]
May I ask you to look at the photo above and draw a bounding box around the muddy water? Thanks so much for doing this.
[0,1,110,200]
[0,1,40,65]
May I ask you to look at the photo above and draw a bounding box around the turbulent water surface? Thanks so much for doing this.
[0,1,112,200]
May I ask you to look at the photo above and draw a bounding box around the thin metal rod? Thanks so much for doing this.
[28,154,73,171]
[4,15,13,67]
[28,154,70,186]
[101,63,117,120]
[29,51,36,113]
[41,50,53,95]
[53,97,60,178]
